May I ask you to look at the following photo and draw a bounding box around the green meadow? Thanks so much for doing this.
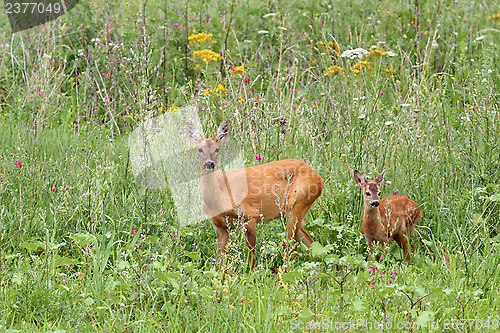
[0,0,499,331]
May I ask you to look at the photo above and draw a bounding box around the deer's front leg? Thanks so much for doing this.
[214,225,229,255]
[244,220,257,270]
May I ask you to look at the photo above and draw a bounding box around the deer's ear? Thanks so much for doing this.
[186,122,202,144]
[374,168,388,184]
[353,170,366,187]
[215,120,231,143]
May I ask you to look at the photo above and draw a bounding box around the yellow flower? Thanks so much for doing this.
[384,67,396,74]
[310,60,317,66]
[230,65,244,75]
[324,65,343,76]
[277,267,288,290]
[193,49,221,63]
[188,32,213,45]
[215,84,225,95]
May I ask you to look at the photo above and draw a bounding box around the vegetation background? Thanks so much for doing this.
[0,0,499,331]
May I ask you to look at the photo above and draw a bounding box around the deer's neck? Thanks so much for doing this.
[200,169,225,213]
[363,204,380,225]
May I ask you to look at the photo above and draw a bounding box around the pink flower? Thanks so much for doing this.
[394,190,398,195]
[244,78,249,83]
[14,160,22,168]
[320,19,324,24]
[50,187,56,191]
[206,18,210,23]
[282,240,286,248]
[38,92,42,96]
[380,92,385,96]
[62,189,66,193]
[301,30,305,34]
[368,266,377,274]
[131,230,137,234]
[256,154,262,161]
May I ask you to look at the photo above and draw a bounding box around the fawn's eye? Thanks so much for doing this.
[365,192,370,196]
[198,148,203,154]
[378,192,381,196]
[214,148,219,153]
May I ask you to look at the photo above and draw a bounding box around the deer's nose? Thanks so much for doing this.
[371,200,379,208]
[203,161,215,171]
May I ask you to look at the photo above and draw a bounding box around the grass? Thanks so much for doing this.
[0,0,500,331]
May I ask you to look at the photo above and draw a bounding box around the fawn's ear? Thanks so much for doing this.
[353,170,366,187]
[215,120,231,143]
[186,122,202,145]
[374,168,388,185]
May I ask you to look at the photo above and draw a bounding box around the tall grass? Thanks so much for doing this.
[0,0,499,331]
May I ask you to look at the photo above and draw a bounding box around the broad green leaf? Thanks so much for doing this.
[187,252,202,261]
[298,308,314,323]
[52,256,79,267]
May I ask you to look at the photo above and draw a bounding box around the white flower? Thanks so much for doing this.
[340,48,369,59]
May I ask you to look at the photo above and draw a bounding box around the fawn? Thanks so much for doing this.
[354,169,422,263]
[186,120,324,269]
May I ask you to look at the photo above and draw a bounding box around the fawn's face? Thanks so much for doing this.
[186,121,231,172]
[354,169,387,209]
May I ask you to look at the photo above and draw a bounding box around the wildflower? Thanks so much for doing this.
[481,78,487,84]
[384,67,396,74]
[488,69,492,74]
[131,230,137,234]
[256,154,262,161]
[229,65,244,75]
[394,190,399,195]
[215,84,225,95]
[340,48,369,59]
[324,65,342,76]
[37,92,42,96]
[206,18,210,23]
[244,78,250,83]
[188,32,213,45]
[50,187,56,192]
[380,92,385,96]
[14,160,22,168]
[193,49,221,63]
[368,266,377,274]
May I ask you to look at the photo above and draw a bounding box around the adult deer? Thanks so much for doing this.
[353,169,422,263]
[186,120,324,269]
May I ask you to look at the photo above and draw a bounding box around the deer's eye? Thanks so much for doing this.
[378,192,381,196]
[198,148,203,154]
[214,148,219,153]
[365,192,370,196]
